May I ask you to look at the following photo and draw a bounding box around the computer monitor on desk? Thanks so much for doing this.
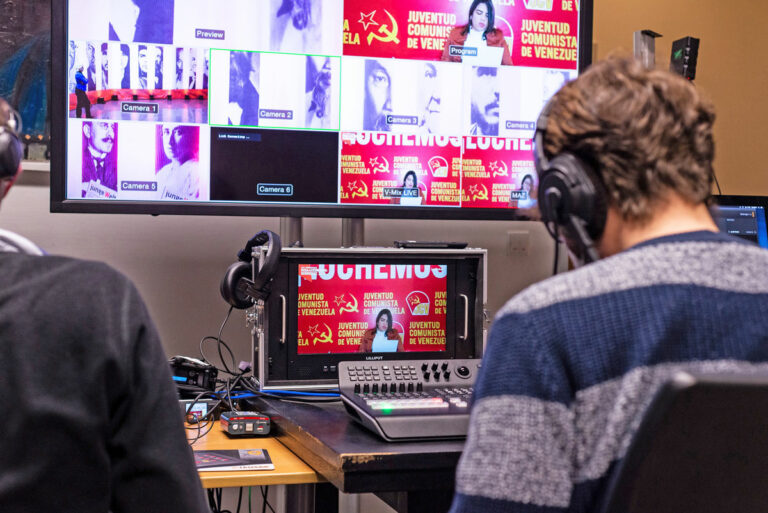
[711,195,768,248]
[255,247,487,391]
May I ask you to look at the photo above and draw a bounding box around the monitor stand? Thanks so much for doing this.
[342,218,365,247]
[280,216,303,247]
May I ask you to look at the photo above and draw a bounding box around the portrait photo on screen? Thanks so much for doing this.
[109,0,175,45]
[155,124,201,201]
[138,44,163,90]
[81,121,118,199]
[304,56,334,129]
[341,57,462,136]
[467,66,500,136]
[227,51,260,127]
[268,0,343,55]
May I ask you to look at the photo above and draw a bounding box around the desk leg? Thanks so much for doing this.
[285,483,339,513]
[375,490,454,513]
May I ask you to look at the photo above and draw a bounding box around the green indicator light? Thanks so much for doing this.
[673,49,683,59]
[381,408,393,415]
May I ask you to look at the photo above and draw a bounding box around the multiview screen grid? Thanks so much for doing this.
[66,0,580,209]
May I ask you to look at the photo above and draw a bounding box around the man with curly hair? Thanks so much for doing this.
[449,57,768,513]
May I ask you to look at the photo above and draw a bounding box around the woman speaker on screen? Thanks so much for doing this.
[440,0,512,66]
[358,309,404,353]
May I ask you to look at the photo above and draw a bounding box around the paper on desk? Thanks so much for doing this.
[194,448,275,471]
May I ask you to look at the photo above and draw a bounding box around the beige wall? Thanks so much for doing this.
[594,0,768,195]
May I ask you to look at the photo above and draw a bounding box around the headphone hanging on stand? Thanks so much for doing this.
[0,102,23,181]
[533,98,607,264]
[220,230,282,309]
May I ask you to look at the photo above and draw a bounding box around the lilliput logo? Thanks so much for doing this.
[358,10,401,46]
[428,156,449,178]
[307,323,334,346]
[406,291,430,315]
[334,293,360,314]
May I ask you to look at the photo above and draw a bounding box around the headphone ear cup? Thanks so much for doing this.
[220,261,253,310]
[0,129,22,179]
[537,153,607,241]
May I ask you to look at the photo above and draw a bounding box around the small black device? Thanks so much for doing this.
[220,411,271,436]
[180,399,220,423]
[533,97,607,264]
[394,241,468,249]
[0,101,22,180]
[170,355,218,392]
[338,358,481,441]
[220,230,282,309]
[670,36,700,81]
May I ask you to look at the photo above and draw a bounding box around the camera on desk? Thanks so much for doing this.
[169,355,218,397]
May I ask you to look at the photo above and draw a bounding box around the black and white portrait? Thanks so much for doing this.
[305,56,333,129]
[270,0,321,53]
[469,66,500,136]
[138,44,163,89]
[109,0,174,45]
[363,59,392,132]
[227,51,260,126]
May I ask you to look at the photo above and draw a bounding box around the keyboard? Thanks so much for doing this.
[338,358,481,441]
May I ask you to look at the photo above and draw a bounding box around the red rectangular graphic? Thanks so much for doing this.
[340,132,462,207]
[343,0,579,70]
[461,136,538,208]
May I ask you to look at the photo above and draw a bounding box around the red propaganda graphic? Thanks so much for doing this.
[340,132,462,207]
[461,136,537,208]
[296,264,448,354]
[343,0,579,70]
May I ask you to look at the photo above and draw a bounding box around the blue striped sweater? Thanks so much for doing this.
[450,230,768,513]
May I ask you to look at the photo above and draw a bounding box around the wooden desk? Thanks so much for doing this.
[188,421,323,489]
[251,399,465,513]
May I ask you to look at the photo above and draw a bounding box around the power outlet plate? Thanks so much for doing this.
[507,230,530,255]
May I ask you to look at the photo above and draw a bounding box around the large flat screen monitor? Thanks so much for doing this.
[51,0,593,220]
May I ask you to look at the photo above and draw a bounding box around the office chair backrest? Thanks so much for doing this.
[601,371,768,513]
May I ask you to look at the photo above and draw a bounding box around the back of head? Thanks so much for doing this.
[542,56,716,223]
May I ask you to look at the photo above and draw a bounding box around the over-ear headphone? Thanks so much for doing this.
[533,98,607,264]
[0,102,23,180]
[220,230,282,309]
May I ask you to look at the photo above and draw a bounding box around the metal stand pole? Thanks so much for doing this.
[341,218,365,247]
[280,217,304,247]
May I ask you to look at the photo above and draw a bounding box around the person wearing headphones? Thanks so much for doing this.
[449,57,768,513]
[0,98,208,511]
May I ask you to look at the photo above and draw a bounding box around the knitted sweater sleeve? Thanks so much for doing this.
[449,310,575,513]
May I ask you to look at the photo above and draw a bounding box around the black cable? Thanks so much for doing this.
[713,172,722,195]
[236,487,243,513]
[260,486,275,513]
[200,305,237,375]
[552,225,560,276]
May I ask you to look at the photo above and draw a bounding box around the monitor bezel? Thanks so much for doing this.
[50,0,594,221]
